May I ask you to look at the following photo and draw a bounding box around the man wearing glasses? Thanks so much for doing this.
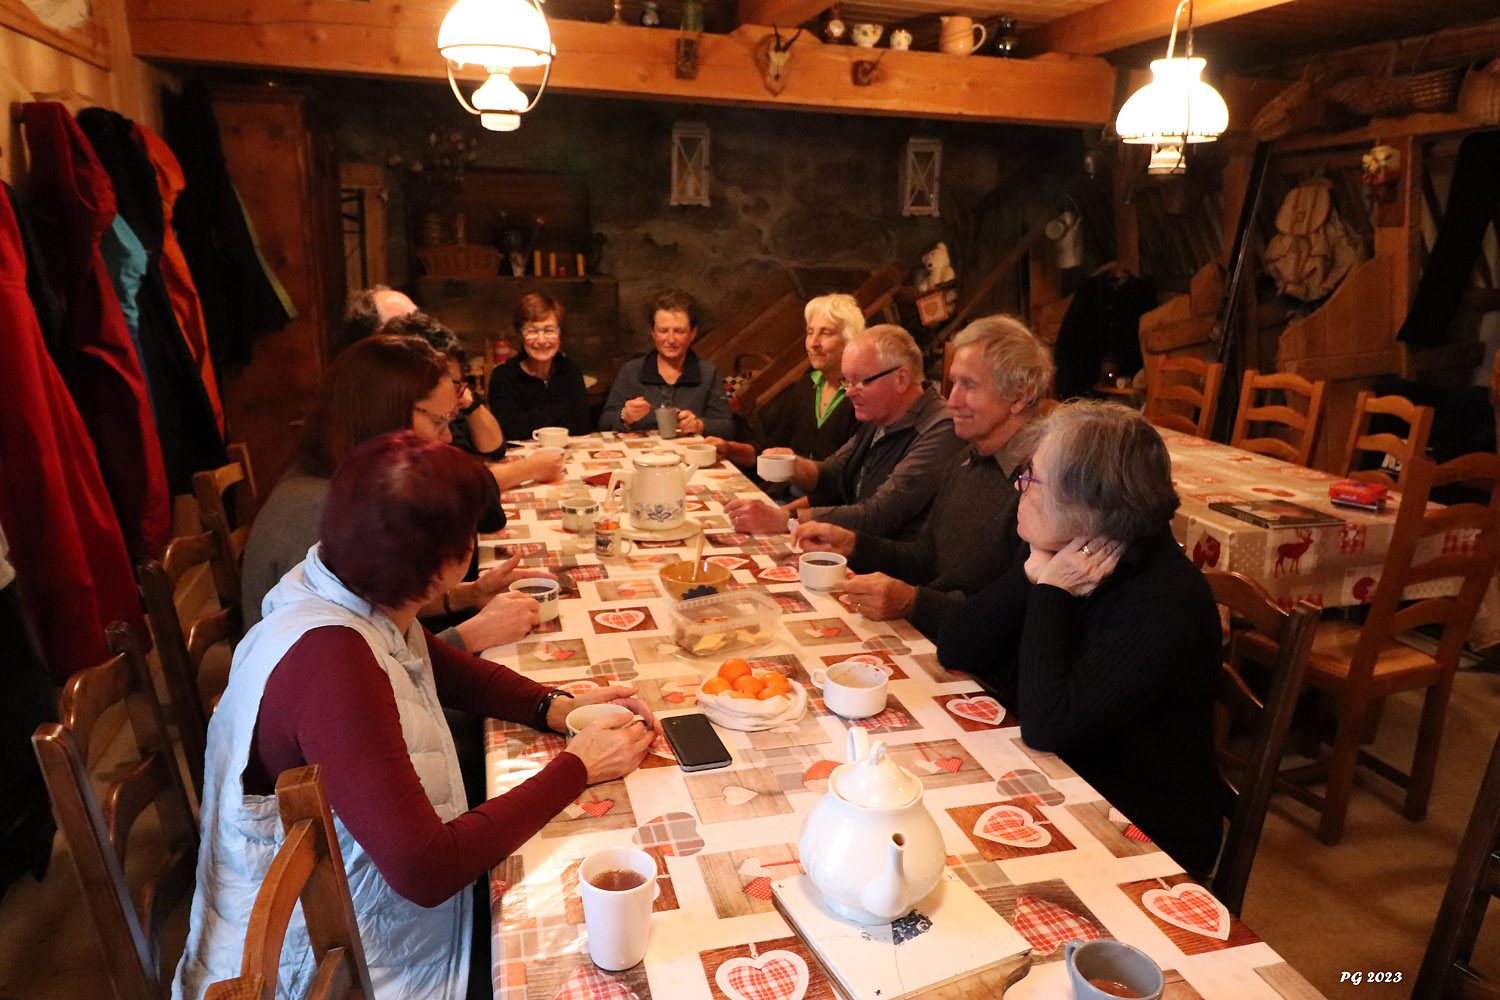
[725,325,961,541]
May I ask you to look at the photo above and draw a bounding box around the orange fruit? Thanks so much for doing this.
[718,658,751,683]
[761,673,790,694]
[733,674,765,695]
[756,686,785,700]
[730,690,758,699]
[701,677,731,695]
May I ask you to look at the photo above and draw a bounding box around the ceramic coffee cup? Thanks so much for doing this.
[809,659,892,719]
[594,514,635,557]
[565,702,634,738]
[889,28,912,50]
[1065,940,1165,1000]
[533,426,569,449]
[757,452,796,482]
[655,406,679,440]
[509,578,561,621]
[562,496,600,532]
[578,846,660,970]
[798,551,848,591]
[851,21,883,47]
[684,443,717,468]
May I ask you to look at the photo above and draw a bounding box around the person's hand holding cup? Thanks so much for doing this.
[792,520,856,556]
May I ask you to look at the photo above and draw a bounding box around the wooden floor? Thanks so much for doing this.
[2,670,1499,998]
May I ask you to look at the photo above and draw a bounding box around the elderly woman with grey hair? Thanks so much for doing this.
[937,400,1226,878]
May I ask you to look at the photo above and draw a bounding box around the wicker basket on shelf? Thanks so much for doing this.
[416,240,502,279]
[1405,65,1463,113]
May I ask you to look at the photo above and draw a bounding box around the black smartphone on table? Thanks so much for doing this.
[661,713,732,771]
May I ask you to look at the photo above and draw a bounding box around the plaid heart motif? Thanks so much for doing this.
[633,811,704,856]
[562,680,602,696]
[715,951,810,1000]
[596,610,646,630]
[522,734,567,762]
[706,555,749,570]
[536,644,579,662]
[1123,824,1152,842]
[850,708,908,729]
[947,696,1003,725]
[995,769,1064,806]
[931,757,962,773]
[973,803,1052,848]
[550,964,638,1000]
[742,876,773,901]
[649,734,677,760]
[578,798,615,818]
[1011,893,1102,955]
[802,759,837,792]
[757,566,800,582]
[862,636,911,655]
[587,658,639,681]
[1142,882,1231,940]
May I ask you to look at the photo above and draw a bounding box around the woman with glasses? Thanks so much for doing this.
[937,400,1225,879]
[239,335,548,653]
[489,294,592,440]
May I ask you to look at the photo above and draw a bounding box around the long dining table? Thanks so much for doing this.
[477,430,1326,1000]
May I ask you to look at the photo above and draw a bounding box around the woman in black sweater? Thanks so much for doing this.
[938,401,1227,878]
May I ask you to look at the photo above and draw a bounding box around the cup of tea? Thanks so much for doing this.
[533,426,569,449]
[578,846,661,970]
[655,406,680,440]
[565,702,634,738]
[509,578,561,622]
[594,514,635,558]
[809,659,892,718]
[562,496,600,532]
[1065,940,1165,1000]
[757,452,796,482]
[798,551,848,591]
[684,443,717,468]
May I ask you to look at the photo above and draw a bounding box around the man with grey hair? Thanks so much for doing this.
[793,315,1054,637]
[725,324,962,540]
[344,284,417,345]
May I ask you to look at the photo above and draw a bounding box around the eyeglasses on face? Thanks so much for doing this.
[844,365,901,393]
[1014,461,1042,494]
[413,404,459,432]
[522,325,560,339]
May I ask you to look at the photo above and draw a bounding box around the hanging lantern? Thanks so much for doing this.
[438,0,556,132]
[1115,0,1228,175]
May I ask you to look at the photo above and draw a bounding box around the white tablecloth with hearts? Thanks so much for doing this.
[1165,432,1500,649]
[481,431,1325,1000]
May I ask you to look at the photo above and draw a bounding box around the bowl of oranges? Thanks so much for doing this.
[697,657,808,731]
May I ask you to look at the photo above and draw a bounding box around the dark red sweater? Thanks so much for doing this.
[243,625,587,907]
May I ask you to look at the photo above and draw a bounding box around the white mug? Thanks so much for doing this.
[509,578,561,621]
[851,22,883,47]
[579,846,661,971]
[655,406,679,439]
[798,551,847,591]
[684,443,717,468]
[533,426,569,449]
[594,514,635,558]
[810,659,891,719]
[889,28,912,50]
[562,496,600,532]
[939,15,986,55]
[566,702,633,738]
[757,452,796,482]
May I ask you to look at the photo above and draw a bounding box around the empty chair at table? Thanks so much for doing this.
[1230,370,1326,466]
[1339,390,1434,491]
[1144,355,1223,439]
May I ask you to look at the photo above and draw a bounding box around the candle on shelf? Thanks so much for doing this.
[533,250,542,275]
[548,252,557,276]
[576,253,587,277]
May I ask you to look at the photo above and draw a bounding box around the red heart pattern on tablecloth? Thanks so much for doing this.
[587,658,638,681]
[578,798,615,818]
[802,759,837,792]
[758,566,800,582]
[551,965,639,1000]
[595,609,646,631]
[930,756,962,773]
[522,733,567,762]
[649,734,676,760]
[706,555,749,570]
[1142,882,1231,940]
[946,696,1003,725]
[1011,893,1102,955]
[973,803,1052,848]
[742,876,773,901]
[562,680,601,696]
[1123,823,1152,842]
[715,951,810,1000]
[995,769,1064,806]
[633,811,704,856]
[536,644,578,661]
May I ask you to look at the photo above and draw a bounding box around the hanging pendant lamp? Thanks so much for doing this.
[1115,0,1228,174]
[438,0,556,132]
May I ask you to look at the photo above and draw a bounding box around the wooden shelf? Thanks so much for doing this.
[1274,112,1495,153]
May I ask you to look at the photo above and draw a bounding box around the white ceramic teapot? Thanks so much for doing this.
[797,729,945,924]
[606,451,690,532]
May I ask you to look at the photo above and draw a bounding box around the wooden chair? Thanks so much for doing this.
[136,530,242,797]
[31,622,199,1000]
[204,766,373,1000]
[1411,725,1500,1000]
[1280,452,1500,845]
[1339,390,1435,491]
[1229,370,1326,466]
[1203,571,1319,917]
[193,441,260,577]
[1144,355,1224,438]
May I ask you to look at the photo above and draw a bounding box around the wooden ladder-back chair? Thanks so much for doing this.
[1144,356,1224,438]
[1203,571,1319,917]
[1339,390,1435,491]
[137,530,242,797]
[1281,452,1500,845]
[1412,725,1500,1000]
[204,766,373,1000]
[193,442,260,578]
[1230,370,1326,466]
[31,622,200,1000]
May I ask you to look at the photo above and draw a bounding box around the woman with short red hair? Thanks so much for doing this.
[489,293,592,439]
[175,432,658,1000]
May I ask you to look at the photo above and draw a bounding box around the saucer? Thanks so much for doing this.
[621,518,703,542]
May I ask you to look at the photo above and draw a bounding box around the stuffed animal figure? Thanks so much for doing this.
[917,242,955,292]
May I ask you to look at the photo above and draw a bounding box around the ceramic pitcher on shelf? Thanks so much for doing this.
[606,452,690,532]
[938,15,986,55]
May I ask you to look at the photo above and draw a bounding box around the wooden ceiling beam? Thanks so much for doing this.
[1025,0,1298,57]
[735,0,829,30]
[125,0,1117,126]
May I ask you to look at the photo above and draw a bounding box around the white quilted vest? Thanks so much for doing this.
[172,545,470,1000]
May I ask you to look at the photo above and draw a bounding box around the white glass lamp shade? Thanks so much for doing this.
[1116,57,1228,145]
[472,72,527,131]
[439,0,554,70]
